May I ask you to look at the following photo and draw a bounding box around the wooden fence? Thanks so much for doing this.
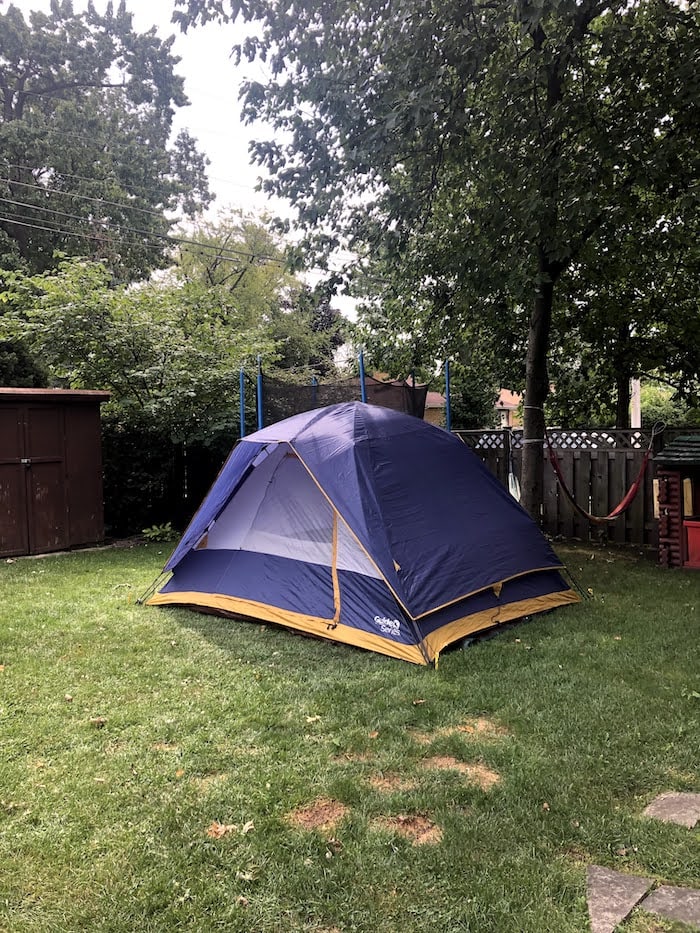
[453,427,700,547]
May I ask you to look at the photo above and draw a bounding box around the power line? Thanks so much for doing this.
[0,211,288,266]
[3,161,264,201]
[0,195,287,264]
[1,159,177,201]
[0,179,167,221]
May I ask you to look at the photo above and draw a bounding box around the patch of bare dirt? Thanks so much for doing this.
[373,814,443,846]
[368,772,418,793]
[286,797,349,833]
[421,756,501,790]
[190,773,229,792]
[561,845,593,866]
[454,717,510,738]
[410,717,510,746]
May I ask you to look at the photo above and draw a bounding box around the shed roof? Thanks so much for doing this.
[655,434,700,467]
[0,387,110,404]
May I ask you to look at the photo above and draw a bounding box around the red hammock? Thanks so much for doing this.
[545,430,654,525]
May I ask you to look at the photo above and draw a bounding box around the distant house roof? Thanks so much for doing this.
[496,389,521,412]
[425,390,446,409]
[655,435,700,467]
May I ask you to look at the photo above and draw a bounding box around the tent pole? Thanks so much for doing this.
[239,367,246,438]
[445,359,452,432]
[359,350,367,403]
[256,356,264,430]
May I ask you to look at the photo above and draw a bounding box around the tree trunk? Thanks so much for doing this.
[520,253,555,522]
[615,372,631,429]
[614,324,632,429]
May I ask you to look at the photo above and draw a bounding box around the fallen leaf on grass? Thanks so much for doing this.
[206,822,237,838]
[368,730,379,739]
[412,698,426,706]
[306,715,322,723]
[0,665,5,673]
[241,820,255,835]
[89,717,107,729]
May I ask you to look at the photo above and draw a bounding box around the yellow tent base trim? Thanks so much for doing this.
[421,589,580,659]
[147,587,579,666]
[146,590,428,665]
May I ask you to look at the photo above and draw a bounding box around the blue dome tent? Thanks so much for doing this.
[147,402,579,664]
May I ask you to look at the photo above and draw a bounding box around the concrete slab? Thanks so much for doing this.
[643,792,700,828]
[642,885,700,928]
[586,865,653,933]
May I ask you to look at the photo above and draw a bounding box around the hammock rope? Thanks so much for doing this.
[544,423,664,525]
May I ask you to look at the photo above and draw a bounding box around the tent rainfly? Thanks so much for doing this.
[147,402,579,664]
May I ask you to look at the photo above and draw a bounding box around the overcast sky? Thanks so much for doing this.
[8,0,285,219]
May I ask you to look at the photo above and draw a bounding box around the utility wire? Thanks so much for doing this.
[0,213,364,285]
[2,161,266,201]
[0,185,166,221]
[2,161,186,201]
[0,211,288,266]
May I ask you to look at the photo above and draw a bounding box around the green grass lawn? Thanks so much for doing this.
[1,541,698,932]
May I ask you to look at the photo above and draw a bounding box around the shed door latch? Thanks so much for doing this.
[20,458,31,466]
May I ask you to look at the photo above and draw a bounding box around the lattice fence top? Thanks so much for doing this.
[453,428,652,450]
[543,429,650,450]
[453,431,506,450]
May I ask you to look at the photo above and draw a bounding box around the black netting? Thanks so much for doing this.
[261,374,428,426]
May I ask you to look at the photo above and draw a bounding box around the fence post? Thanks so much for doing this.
[359,351,367,403]
[444,359,452,432]
[256,356,264,430]
[239,367,246,438]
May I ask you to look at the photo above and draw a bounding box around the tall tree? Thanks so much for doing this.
[0,1,212,280]
[0,216,347,430]
[0,256,276,440]
[174,0,700,519]
[175,213,347,377]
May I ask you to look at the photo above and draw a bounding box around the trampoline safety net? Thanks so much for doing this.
[262,374,428,426]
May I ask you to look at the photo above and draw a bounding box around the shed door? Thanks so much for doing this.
[0,404,29,556]
[0,404,69,556]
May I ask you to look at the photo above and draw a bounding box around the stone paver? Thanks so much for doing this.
[643,792,700,828]
[586,865,653,933]
[641,885,700,928]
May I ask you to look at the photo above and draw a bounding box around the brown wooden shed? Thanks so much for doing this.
[0,388,110,557]
[655,434,700,569]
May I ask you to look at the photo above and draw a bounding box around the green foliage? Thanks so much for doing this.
[640,383,698,430]
[0,253,277,442]
[448,360,500,431]
[0,212,351,534]
[0,2,212,279]
[176,0,700,508]
[0,337,48,387]
[141,521,177,542]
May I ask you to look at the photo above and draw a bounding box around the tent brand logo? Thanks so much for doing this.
[374,615,401,637]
